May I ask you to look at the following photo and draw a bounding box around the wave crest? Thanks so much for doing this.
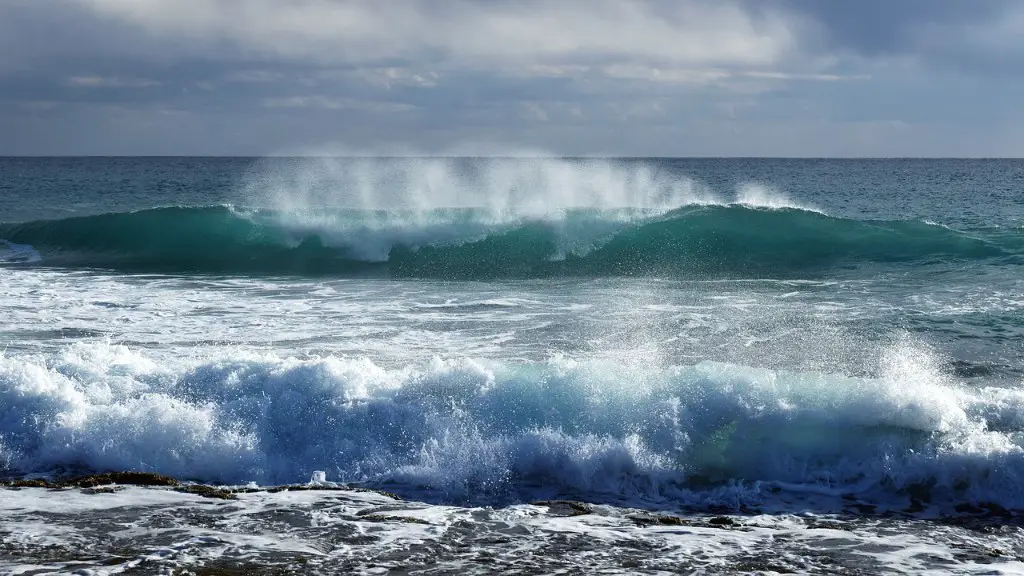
[0,203,1009,278]
[1,343,1022,508]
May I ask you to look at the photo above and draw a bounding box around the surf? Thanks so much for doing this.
[0,203,1011,278]
[1,342,1022,510]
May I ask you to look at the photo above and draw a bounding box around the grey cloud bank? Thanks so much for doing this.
[1,0,1022,156]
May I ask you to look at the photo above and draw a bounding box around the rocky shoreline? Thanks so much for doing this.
[1,472,402,501]
[3,471,1022,526]
[3,473,1024,575]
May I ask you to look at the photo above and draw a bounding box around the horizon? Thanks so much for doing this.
[4,155,1024,160]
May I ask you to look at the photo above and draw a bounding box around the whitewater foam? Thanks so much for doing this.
[735,182,822,213]
[5,484,1023,575]
[1,342,1022,509]
[0,239,40,263]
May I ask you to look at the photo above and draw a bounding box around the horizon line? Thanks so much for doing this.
[2,155,1023,160]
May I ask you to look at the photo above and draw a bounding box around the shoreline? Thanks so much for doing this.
[3,471,1022,525]
[3,473,1022,574]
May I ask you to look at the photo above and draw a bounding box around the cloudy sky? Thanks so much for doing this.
[2,0,1022,156]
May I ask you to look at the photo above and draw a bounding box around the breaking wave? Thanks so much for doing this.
[0,203,1010,278]
[1,343,1022,509]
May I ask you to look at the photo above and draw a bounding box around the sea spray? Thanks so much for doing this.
[243,156,719,217]
[1,342,1022,508]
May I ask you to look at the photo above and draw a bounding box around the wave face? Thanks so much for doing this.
[1,343,1022,509]
[0,204,1010,278]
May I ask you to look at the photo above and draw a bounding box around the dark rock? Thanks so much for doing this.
[656,515,686,526]
[6,479,54,488]
[2,472,406,503]
[628,514,691,527]
[175,485,237,500]
[82,486,123,495]
[531,500,594,516]
[69,472,180,488]
[261,484,400,500]
[349,486,402,501]
[708,516,735,526]
[360,514,430,525]
[805,521,853,531]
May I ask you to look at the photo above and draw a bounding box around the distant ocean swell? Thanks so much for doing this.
[0,204,1014,278]
[1,343,1023,509]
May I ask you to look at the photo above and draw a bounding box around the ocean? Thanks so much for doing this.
[1,156,1023,574]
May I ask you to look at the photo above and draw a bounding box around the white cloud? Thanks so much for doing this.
[73,0,803,70]
[602,64,732,84]
[226,70,287,83]
[356,67,440,89]
[519,102,549,122]
[7,0,1024,155]
[262,95,415,112]
[68,75,160,87]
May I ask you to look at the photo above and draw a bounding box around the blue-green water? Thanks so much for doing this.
[1,157,1023,508]
[3,157,1024,573]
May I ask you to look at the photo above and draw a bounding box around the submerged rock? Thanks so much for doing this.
[531,500,594,516]
[360,514,430,525]
[1,472,402,502]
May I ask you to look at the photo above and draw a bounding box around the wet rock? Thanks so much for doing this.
[628,514,691,527]
[5,479,54,489]
[360,514,430,525]
[82,486,123,495]
[532,500,594,516]
[4,472,181,490]
[356,505,415,516]
[175,485,237,500]
[69,472,180,488]
[708,516,735,527]
[262,484,400,500]
[804,520,853,531]
[3,472,414,511]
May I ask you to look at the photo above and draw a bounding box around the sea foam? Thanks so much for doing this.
[1,342,1021,508]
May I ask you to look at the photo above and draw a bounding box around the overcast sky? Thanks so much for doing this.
[2,0,1022,156]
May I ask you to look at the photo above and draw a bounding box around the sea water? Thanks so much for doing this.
[1,157,1022,574]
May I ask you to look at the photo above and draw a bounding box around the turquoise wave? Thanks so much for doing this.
[0,205,1014,278]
